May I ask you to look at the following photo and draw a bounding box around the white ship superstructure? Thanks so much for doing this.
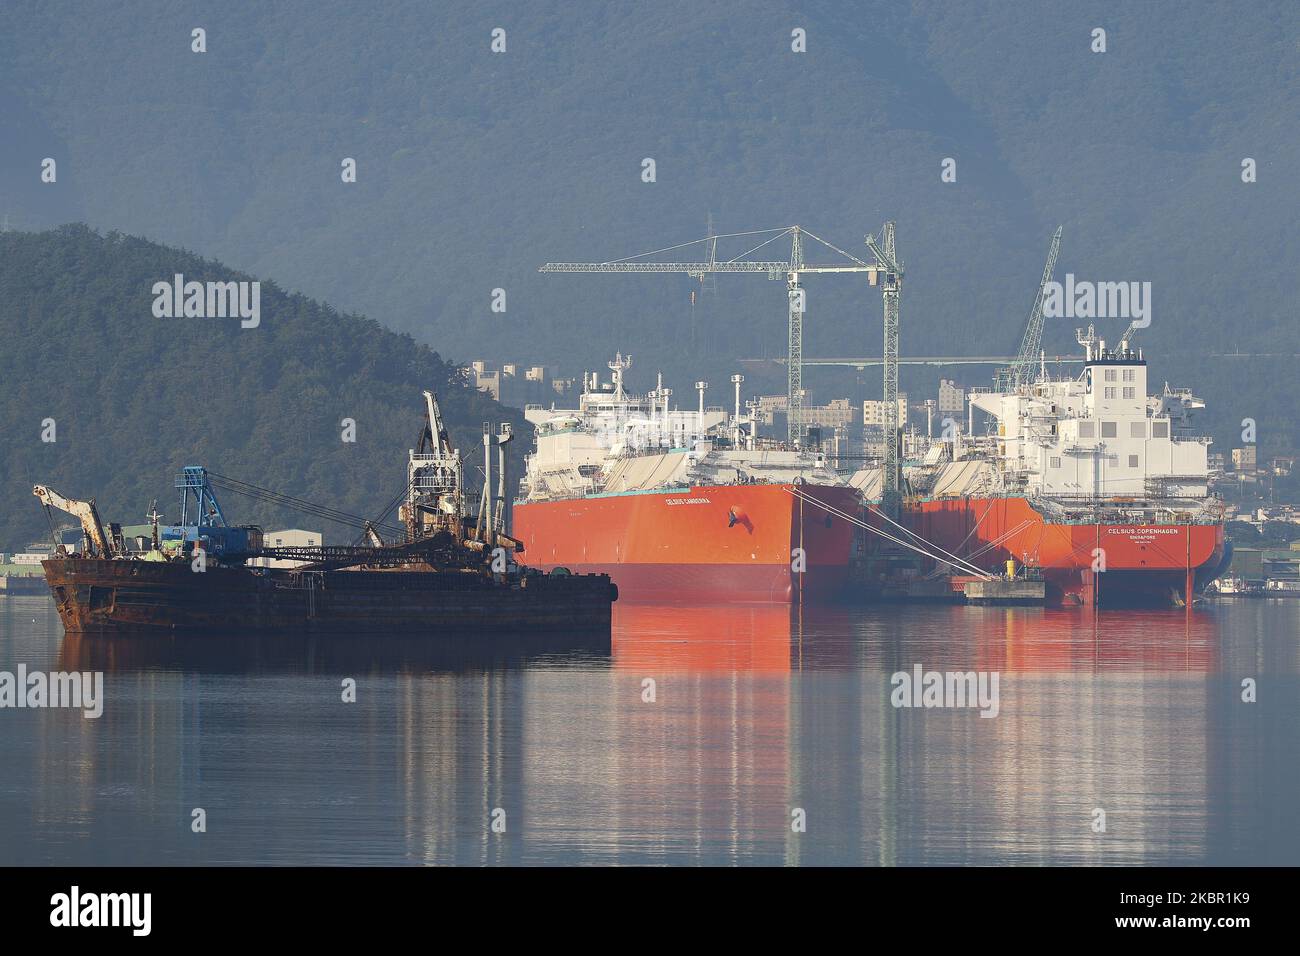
[903,328,1214,517]
[975,328,1209,498]
[519,353,842,502]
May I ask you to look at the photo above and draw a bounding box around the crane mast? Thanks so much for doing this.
[998,226,1062,391]
[787,227,805,446]
[865,222,902,518]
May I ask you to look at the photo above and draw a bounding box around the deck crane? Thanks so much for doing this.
[865,222,903,518]
[33,484,114,557]
[1117,320,1143,353]
[403,389,464,542]
[996,226,1062,392]
[1117,302,1145,353]
[540,225,884,448]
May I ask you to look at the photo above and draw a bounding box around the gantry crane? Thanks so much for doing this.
[541,225,884,447]
[865,222,903,518]
[996,226,1062,392]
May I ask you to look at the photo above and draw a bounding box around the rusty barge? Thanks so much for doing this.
[35,391,616,636]
[42,553,615,635]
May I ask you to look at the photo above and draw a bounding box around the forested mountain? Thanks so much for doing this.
[0,2,1296,460]
[0,226,523,550]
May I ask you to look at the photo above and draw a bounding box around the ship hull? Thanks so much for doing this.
[42,558,616,635]
[901,496,1228,606]
[514,483,859,602]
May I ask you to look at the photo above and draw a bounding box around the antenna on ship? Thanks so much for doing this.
[146,500,162,550]
[659,385,672,447]
[731,373,745,447]
[1076,324,1097,362]
[695,381,709,437]
[652,371,663,433]
[608,353,631,400]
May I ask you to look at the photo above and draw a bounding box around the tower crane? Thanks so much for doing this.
[997,226,1062,392]
[540,225,884,448]
[865,222,903,518]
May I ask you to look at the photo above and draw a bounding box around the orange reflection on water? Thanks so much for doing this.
[612,601,1223,674]
[612,601,797,672]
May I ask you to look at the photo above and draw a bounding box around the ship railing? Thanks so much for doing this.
[1032,501,1218,526]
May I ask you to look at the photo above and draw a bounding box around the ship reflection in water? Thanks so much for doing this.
[56,627,612,675]
[2,595,1296,865]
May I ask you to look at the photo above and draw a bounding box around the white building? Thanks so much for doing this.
[791,398,856,428]
[938,379,964,417]
[863,395,908,429]
[250,529,324,569]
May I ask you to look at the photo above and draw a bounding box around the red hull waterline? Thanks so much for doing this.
[900,496,1229,607]
[514,483,859,603]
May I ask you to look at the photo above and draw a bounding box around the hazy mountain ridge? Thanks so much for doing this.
[0,1,1295,464]
[0,225,524,550]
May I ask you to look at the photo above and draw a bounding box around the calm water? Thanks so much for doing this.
[1,594,1297,866]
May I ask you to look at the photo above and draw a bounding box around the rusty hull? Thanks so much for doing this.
[41,557,616,636]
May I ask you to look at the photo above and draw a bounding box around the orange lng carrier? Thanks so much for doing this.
[515,326,1229,608]
[902,497,1226,606]
[854,326,1229,606]
[513,355,857,602]
[516,482,858,602]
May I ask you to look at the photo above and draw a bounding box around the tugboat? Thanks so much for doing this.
[35,391,616,635]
